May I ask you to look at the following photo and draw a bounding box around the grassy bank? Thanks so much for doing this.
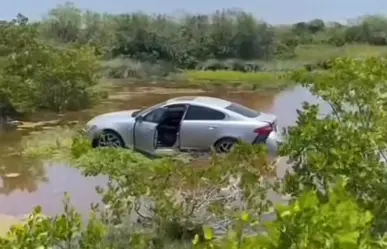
[103,70,289,91]
[294,44,387,62]
[175,70,288,90]
[101,44,387,90]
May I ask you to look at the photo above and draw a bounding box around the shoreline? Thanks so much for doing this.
[104,70,292,92]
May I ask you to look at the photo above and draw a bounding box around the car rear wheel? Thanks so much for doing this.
[95,130,125,148]
[214,138,237,153]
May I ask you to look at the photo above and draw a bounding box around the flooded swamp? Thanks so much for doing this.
[0,84,328,232]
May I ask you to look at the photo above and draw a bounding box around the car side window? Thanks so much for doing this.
[143,107,166,123]
[142,104,187,123]
[184,105,226,120]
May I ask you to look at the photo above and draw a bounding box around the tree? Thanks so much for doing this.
[40,1,82,43]
[307,19,325,33]
[0,14,102,120]
[283,57,387,233]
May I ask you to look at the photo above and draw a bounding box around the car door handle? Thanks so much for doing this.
[208,126,217,130]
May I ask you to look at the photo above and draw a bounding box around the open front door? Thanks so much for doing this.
[133,107,166,155]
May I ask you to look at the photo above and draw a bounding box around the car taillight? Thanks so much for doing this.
[254,125,273,137]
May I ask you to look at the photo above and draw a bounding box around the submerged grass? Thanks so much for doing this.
[21,126,78,159]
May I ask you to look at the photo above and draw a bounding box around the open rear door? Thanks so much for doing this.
[134,121,158,155]
[133,107,166,155]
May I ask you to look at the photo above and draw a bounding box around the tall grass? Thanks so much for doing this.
[177,70,289,90]
[100,44,387,91]
[21,126,79,159]
[184,70,281,82]
[102,58,178,79]
[101,58,293,90]
[195,58,304,72]
[294,44,387,62]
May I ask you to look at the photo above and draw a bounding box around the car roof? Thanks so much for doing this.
[166,96,232,109]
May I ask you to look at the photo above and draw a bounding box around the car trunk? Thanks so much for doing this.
[255,112,278,131]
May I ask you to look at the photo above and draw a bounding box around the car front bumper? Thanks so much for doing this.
[82,124,99,140]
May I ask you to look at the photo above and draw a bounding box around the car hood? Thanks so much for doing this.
[87,109,140,125]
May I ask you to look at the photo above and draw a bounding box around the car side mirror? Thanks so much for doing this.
[135,115,143,122]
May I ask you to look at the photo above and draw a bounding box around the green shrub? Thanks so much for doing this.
[103,58,178,79]
[0,16,102,116]
[195,59,261,72]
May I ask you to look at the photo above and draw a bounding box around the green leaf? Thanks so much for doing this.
[192,234,200,245]
[203,226,214,241]
[337,231,359,246]
[241,212,250,222]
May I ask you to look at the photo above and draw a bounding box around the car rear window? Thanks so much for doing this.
[225,103,260,118]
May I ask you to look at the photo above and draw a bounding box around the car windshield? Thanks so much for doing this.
[225,102,260,118]
[131,102,167,117]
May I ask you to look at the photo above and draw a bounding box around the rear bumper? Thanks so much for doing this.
[253,131,282,156]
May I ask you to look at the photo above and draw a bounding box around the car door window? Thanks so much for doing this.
[143,108,166,123]
[165,104,187,113]
[184,105,226,120]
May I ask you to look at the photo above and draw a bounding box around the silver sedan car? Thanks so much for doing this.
[84,96,282,156]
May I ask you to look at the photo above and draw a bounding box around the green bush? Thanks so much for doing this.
[35,3,387,74]
[0,15,102,118]
[103,58,178,79]
[195,59,261,72]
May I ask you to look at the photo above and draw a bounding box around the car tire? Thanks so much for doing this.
[214,137,238,153]
[94,130,125,148]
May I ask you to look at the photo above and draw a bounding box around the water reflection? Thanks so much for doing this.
[0,131,47,195]
[0,155,48,195]
[271,85,330,128]
[0,163,105,216]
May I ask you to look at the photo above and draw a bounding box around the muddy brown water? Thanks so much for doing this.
[0,85,328,228]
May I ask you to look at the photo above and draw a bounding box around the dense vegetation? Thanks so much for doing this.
[3,2,387,120]
[0,13,102,123]
[35,3,387,71]
[35,3,387,65]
